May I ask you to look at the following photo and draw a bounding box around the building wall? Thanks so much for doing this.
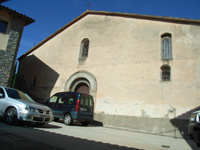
[0,10,25,86]
[17,14,200,137]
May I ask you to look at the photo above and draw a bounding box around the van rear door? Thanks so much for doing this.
[79,95,94,119]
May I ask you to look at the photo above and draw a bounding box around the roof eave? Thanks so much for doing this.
[0,5,35,26]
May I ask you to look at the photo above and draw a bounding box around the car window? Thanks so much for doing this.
[80,95,93,107]
[49,96,58,104]
[0,88,5,98]
[58,95,68,104]
[5,88,34,102]
[18,91,35,102]
[6,88,20,99]
[89,98,93,107]
[67,96,77,105]
[80,96,86,106]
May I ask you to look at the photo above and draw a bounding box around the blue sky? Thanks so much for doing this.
[3,0,200,58]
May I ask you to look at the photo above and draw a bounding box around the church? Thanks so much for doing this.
[17,10,200,137]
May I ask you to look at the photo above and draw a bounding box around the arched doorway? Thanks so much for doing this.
[75,83,89,94]
[64,71,97,101]
[70,77,90,95]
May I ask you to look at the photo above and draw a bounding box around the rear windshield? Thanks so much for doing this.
[80,95,93,107]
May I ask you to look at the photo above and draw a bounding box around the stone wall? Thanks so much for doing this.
[0,16,24,86]
[94,113,189,138]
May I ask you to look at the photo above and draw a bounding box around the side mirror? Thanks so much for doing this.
[41,99,48,104]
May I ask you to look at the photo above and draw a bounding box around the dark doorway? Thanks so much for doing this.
[74,83,89,94]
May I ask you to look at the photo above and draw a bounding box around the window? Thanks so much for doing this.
[161,65,171,81]
[58,95,68,104]
[67,96,76,105]
[49,96,58,104]
[0,88,5,98]
[80,38,89,59]
[161,33,172,60]
[0,20,8,33]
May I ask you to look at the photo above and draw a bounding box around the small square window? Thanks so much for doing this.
[161,65,171,81]
[0,20,8,33]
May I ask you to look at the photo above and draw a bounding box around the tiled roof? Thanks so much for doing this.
[0,5,35,25]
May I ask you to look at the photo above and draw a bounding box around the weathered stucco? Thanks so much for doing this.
[17,12,200,137]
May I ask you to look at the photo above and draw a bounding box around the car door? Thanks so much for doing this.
[46,95,59,117]
[0,87,6,116]
[79,95,94,118]
[55,94,69,119]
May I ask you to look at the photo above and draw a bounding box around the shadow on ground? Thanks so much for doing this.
[53,119,104,127]
[0,119,141,150]
[170,106,200,149]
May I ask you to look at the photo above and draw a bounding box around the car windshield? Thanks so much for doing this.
[5,88,35,102]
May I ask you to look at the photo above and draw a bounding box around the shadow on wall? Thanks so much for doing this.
[15,55,59,103]
[170,106,200,149]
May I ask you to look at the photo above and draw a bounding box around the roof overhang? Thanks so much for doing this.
[0,5,35,26]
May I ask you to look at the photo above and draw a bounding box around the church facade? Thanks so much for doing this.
[17,11,200,137]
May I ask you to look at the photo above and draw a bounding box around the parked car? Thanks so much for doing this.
[45,92,94,126]
[0,86,54,126]
[188,110,200,147]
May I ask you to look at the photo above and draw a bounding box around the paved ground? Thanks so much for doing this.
[0,119,199,150]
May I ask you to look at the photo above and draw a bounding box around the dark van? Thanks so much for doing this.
[45,92,94,126]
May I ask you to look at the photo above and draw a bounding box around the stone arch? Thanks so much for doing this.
[64,70,97,101]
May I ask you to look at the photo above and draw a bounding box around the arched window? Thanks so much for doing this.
[161,33,172,60]
[161,65,171,81]
[80,38,89,59]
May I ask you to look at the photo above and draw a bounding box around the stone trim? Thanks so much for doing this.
[64,70,97,101]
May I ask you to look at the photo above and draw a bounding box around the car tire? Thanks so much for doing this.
[5,108,17,125]
[64,114,72,125]
[81,121,90,126]
[189,134,194,140]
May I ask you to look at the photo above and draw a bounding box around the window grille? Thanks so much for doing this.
[80,38,89,59]
[82,40,89,58]
[161,33,172,60]
[161,65,171,81]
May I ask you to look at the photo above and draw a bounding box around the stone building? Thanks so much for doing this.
[17,10,200,137]
[0,5,34,86]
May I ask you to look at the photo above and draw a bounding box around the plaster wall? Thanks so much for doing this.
[0,11,12,50]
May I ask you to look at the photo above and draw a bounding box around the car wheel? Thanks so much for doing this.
[5,108,17,125]
[81,121,90,126]
[197,142,200,147]
[189,134,194,140]
[64,114,72,125]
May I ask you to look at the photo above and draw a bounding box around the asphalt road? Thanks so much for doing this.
[0,119,199,150]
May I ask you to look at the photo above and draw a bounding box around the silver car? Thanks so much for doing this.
[0,86,54,126]
[188,110,200,147]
